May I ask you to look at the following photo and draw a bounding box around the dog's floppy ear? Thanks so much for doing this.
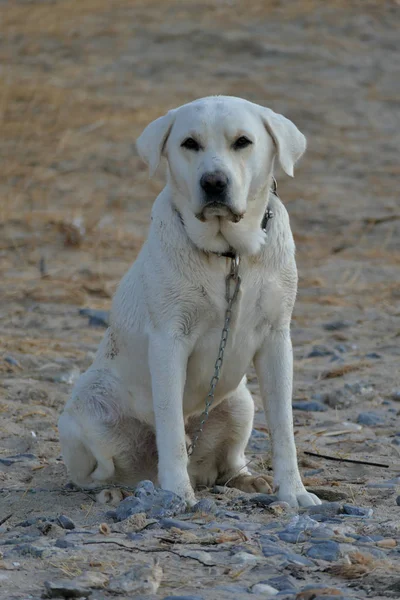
[260,107,306,177]
[136,109,176,177]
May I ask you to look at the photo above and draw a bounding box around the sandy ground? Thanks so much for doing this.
[0,1,399,598]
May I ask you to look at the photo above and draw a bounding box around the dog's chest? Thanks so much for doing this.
[183,272,283,412]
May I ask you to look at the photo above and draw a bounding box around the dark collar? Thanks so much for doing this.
[177,178,278,259]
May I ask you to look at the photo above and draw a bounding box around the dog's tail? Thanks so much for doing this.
[58,413,115,487]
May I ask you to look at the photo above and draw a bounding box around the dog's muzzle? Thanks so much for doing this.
[197,171,242,223]
[196,202,243,223]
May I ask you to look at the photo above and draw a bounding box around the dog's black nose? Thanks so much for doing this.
[200,171,229,196]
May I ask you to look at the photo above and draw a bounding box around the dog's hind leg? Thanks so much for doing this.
[187,378,272,493]
[58,368,125,488]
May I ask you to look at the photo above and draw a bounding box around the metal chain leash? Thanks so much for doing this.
[187,255,241,457]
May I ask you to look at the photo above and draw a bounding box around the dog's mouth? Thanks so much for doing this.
[196,202,243,224]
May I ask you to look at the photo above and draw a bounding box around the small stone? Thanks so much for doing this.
[321,389,352,409]
[114,480,186,521]
[260,540,286,557]
[307,346,334,358]
[4,355,21,367]
[296,588,343,599]
[396,495,400,506]
[392,438,400,446]
[269,501,292,516]
[305,541,340,561]
[307,488,348,502]
[267,575,298,591]
[57,515,75,530]
[99,523,110,535]
[163,597,204,600]
[284,552,315,567]
[342,504,373,517]
[44,573,108,598]
[304,502,341,517]
[79,308,109,327]
[191,498,217,514]
[247,493,278,508]
[357,411,385,426]
[54,539,75,549]
[365,352,381,359]
[14,544,49,559]
[292,401,327,412]
[390,389,400,402]
[159,518,198,530]
[178,550,214,565]
[323,320,352,331]
[108,564,162,595]
[252,583,279,595]
[231,551,262,564]
[376,538,397,548]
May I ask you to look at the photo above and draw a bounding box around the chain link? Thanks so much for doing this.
[187,255,241,456]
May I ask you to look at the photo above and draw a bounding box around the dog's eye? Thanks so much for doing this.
[181,137,201,151]
[233,136,252,150]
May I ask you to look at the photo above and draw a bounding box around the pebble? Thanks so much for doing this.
[232,551,262,565]
[44,573,108,598]
[163,597,204,600]
[391,389,400,402]
[304,502,341,518]
[54,539,75,549]
[108,564,162,595]
[342,504,373,517]
[267,575,298,591]
[13,544,49,559]
[57,515,75,530]
[191,498,217,514]
[159,518,198,530]
[113,480,187,521]
[292,401,327,412]
[305,540,340,561]
[246,493,278,508]
[4,355,21,367]
[0,453,36,466]
[296,589,343,600]
[79,308,109,327]
[396,496,400,506]
[178,550,214,565]
[306,488,348,502]
[284,552,315,567]
[376,538,397,548]
[252,583,279,595]
[357,411,385,426]
[320,389,352,409]
[323,320,352,331]
[307,345,334,358]
[269,502,292,516]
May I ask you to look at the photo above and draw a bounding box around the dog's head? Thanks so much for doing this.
[137,96,306,255]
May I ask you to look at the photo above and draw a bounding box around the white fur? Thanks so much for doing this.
[59,96,320,508]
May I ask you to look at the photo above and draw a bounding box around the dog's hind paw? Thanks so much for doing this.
[226,473,273,494]
[96,488,125,506]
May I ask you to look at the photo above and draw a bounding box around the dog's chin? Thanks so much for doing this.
[195,202,243,224]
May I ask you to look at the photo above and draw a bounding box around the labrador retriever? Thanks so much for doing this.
[58,96,321,507]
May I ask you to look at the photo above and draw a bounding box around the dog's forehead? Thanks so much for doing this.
[173,97,259,136]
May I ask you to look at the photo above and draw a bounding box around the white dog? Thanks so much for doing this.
[59,96,321,508]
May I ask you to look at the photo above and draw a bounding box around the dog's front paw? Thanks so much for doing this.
[277,481,321,508]
[160,473,197,506]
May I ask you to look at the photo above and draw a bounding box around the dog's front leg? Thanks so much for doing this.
[254,329,321,507]
[149,334,196,505]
